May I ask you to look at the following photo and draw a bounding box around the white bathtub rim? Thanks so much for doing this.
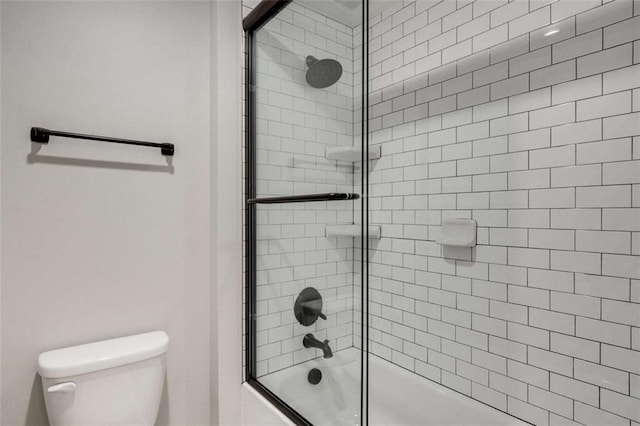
[240,382,295,426]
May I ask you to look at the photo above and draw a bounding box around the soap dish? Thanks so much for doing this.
[438,219,477,247]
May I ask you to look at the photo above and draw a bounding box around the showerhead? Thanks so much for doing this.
[305,55,343,89]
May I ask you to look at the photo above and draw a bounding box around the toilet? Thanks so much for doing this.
[37,331,169,426]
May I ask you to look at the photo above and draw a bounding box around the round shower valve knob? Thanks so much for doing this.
[294,287,326,326]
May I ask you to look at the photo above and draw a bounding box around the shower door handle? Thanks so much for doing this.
[248,193,359,204]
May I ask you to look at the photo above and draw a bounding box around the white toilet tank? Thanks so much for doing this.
[37,331,169,426]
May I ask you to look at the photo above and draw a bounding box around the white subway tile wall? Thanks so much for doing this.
[243,0,640,424]
[367,0,640,424]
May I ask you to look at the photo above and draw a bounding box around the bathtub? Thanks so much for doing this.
[260,347,528,426]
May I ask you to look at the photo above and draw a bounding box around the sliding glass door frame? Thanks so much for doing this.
[360,0,369,423]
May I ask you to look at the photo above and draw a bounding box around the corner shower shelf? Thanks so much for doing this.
[325,145,381,162]
[325,224,381,239]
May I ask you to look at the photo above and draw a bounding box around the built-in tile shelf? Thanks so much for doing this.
[325,145,381,162]
[325,224,382,239]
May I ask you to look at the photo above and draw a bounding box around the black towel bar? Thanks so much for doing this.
[30,127,175,156]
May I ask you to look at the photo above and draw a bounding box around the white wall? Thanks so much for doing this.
[1,2,212,424]
[211,0,245,424]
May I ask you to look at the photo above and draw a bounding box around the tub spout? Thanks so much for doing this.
[303,333,333,359]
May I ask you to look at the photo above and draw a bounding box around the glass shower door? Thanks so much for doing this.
[245,1,368,424]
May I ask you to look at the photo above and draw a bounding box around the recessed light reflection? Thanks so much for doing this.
[544,29,560,36]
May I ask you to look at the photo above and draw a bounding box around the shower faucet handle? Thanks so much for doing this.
[302,300,326,320]
[294,287,326,326]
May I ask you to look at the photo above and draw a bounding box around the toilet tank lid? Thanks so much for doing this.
[37,331,169,379]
